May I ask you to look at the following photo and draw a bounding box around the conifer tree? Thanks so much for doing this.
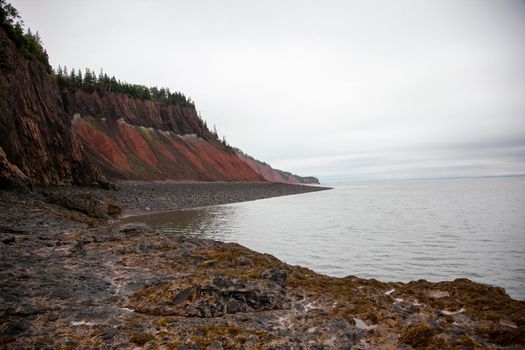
[76,70,82,88]
[83,68,96,92]
[69,68,76,87]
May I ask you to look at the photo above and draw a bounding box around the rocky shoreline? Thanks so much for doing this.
[114,181,331,216]
[0,184,524,349]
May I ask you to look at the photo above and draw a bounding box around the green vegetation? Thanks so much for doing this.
[0,0,51,72]
[1,1,194,108]
[1,1,226,144]
[54,66,195,108]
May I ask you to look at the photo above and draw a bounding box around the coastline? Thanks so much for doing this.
[0,183,523,348]
[114,181,331,217]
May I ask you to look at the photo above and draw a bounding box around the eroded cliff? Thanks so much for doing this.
[64,90,319,183]
[71,113,264,181]
[0,28,102,187]
[0,24,319,186]
[236,153,320,184]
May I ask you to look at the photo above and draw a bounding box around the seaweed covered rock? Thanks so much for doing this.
[130,276,289,317]
[260,267,288,287]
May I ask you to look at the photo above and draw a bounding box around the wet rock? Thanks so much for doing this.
[131,276,289,317]
[260,267,288,287]
[172,286,198,305]
[106,201,122,216]
[5,320,27,336]
[236,255,252,266]
[71,240,85,254]
[129,332,154,345]
[0,320,28,343]
[244,334,260,347]
[399,323,436,348]
[43,191,121,219]
[2,237,15,244]
[207,341,223,350]
[97,180,118,191]
[99,328,119,340]
[118,222,152,235]
[47,313,59,321]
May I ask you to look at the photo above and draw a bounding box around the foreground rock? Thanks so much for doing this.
[0,188,524,349]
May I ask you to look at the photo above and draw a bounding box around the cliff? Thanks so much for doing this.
[63,90,319,183]
[0,27,102,187]
[70,108,264,182]
[236,153,320,184]
[0,24,319,186]
[62,89,216,142]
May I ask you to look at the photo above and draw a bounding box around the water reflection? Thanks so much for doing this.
[122,206,236,241]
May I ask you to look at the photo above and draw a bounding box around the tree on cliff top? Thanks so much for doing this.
[0,1,51,72]
[54,66,195,109]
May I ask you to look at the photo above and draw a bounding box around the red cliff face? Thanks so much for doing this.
[65,89,320,184]
[0,28,102,187]
[0,26,319,186]
[236,153,320,185]
[72,116,264,181]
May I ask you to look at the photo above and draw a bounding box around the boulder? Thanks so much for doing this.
[44,191,122,219]
[131,276,289,317]
[260,267,288,287]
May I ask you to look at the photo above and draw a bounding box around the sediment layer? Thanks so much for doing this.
[0,184,523,349]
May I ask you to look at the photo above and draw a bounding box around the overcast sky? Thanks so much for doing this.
[13,0,525,183]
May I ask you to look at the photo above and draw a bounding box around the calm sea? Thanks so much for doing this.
[125,177,525,300]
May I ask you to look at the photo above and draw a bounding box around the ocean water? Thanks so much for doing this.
[125,177,525,300]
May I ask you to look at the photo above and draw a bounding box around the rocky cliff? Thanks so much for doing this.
[64,90,319,183]
[0,27,102,187]
[0,25,319,186]
[62,89,216,142]
[236,153,319,184]
[70,110,264,182]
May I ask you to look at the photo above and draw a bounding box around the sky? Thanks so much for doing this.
[12,0,525,183]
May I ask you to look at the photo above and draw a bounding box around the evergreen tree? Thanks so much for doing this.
[83,68,96,92]
[52,65,196,108]
[0,2,50,71]
[76,70,83,88]
[69,68,76,87]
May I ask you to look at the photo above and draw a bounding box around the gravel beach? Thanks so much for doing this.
[114,181,331,216]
